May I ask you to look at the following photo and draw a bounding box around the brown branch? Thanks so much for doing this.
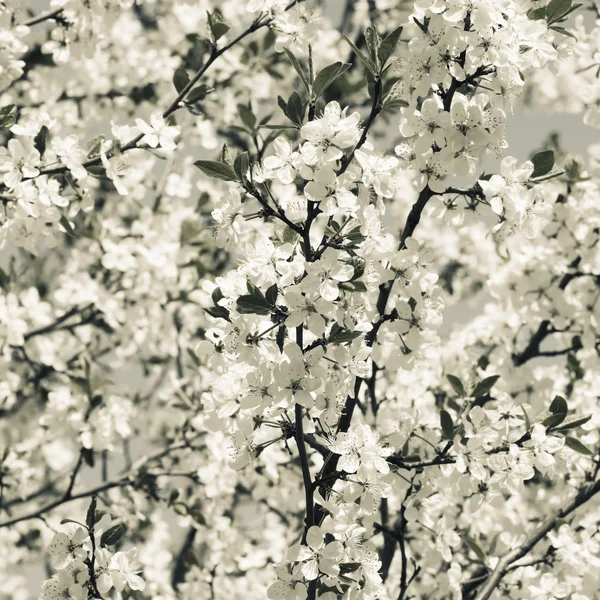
[512,258,581,366]
[474,477,600,600]
[31,1,306,180]
[0,435,203,529]
[21,8,63,27]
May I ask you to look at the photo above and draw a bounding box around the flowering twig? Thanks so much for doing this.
[0,435,203,529]
[21,8,64,27]
[474,477,600,600]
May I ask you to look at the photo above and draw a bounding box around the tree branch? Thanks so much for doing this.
[33,1,306,179]
[21,8,63,27]
[0,435,203,529]
[473,477,600,600]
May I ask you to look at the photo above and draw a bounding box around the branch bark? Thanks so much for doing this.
[474,478,600,600]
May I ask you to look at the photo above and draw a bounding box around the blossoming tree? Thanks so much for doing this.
[0,0,599,599]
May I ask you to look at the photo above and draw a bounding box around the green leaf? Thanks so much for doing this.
[440,410,454,440]
[378,26,403,67]
[86,495,97,529]
[60,214,77,237]
[463,537,487,563]
[85,165,107,178]
[173,67,190,93]
[342,33,377,74]
[328,323,362,345]
[234,152,250,182]
[527,7,547,20]
[312,62,351,100]
[205,306,231,322]
[364,26,381,66]
[545,0,573,24]
[0,267,10,290]
[194,160,239,182]
[284,49,310,93]
[33,125,49,157]
[0,104,16,130]
[82,448,95,468]
[85,135,105,158]
[564,436,594,456]
[186,84,213,104]
[543,395,568,428]
[207,10,229,41]
[530,150,555,178]
[265,284,278,306]
[212,287,225,308]
[471,375,500,398]
[554,414,592,432]
[550,25,578,39]
[549,395,568,416]
[100,523,126,546]
[446,375,466,398]
[60,518,85,527]
[542,413,568,429]
[282,91,304,127]
[237,104,257,130]
[94,510,108,524]
[236,286,272,315]
[220,143,234,168]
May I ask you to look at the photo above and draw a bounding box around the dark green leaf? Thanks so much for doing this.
[463,537,487,562]
[364,26,381,65]
[446,375,466,397]
[173,67,190,93]
[554,414,592,431]
[545,0,573,24]
[60,518,84,526]
[205,306,231,322]
[0,104,16,130]
[284,49,310,92]
[543,395,568,428]
[194,160,239,182]
[237,104,257,130]
[342,34,377,74]
[94,510,108,524]
[234,152,250,182]
[207,10,229,41]
[60,215,77,237]
[212,288,224,306]
[82,448,94,468]
[527,7,547,20]
[100,523,126,546]
[542,413,568,429]
[265,284,278,306]
[328,323,362,345]
[440,410,454,440]
[471,375,500,398]
[312,62,351,100]
[33,126,49,157]
[86,165,107,178]
[86,495,97,529]
[85,135,105,158]
[378,26,403,67]
[220,143,234,168]
[550,26,578,39]
[236,285,272,315]
[530,150,555,178]
[284,91,304,127]
[186,84,213,104]
[550,395,568,416]
[0,267,9,290]
[564,436,594,456]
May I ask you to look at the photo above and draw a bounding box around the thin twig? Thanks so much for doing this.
[22,8,63,27]
[474,477,600,600]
